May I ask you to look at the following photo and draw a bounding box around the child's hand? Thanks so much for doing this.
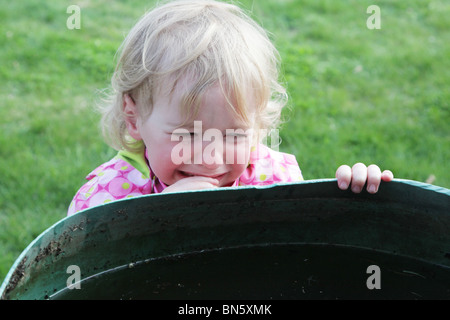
[335,163,393,194]
[162,176,220,193]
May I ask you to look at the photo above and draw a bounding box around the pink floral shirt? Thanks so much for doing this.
[67,144,303,215]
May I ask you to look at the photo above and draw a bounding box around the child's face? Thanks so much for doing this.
[131,82,256,187]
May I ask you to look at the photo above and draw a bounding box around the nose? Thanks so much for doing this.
[192,137,224,169]
[202,139,224,169]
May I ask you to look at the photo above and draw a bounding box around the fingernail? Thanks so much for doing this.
[352,185,362,193]
[368,184,376,194]
[339,181,348,190]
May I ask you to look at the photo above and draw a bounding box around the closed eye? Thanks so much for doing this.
[226,133,248,138]
[171,129,196,140]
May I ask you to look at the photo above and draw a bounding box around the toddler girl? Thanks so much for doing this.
[68,0,392,216]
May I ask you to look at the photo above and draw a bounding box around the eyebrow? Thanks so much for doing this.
[168,121,253,132]
[167,121,195,131]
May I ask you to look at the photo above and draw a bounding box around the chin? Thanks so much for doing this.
[219,178,236,187]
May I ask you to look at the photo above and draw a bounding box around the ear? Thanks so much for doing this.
[123,94,142,141]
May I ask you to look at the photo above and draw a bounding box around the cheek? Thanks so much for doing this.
[224,138,252,166]
[169,136,196,165]
[145,136,180,177]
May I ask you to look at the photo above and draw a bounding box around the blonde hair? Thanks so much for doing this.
[100,0,288,152]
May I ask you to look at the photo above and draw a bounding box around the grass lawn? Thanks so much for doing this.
[0,0,448,283]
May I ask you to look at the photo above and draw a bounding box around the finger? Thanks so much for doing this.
[381,170,394,182]
[336,165,352,190]
[163,177,219,193]
[184,176,220,186]
[351,162,367,193]
[164,182,218,193]
[366,164,382,194]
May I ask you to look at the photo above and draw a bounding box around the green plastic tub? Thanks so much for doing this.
[1,179,449,300]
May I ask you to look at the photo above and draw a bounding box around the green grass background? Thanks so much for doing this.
[0,0,448,283]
